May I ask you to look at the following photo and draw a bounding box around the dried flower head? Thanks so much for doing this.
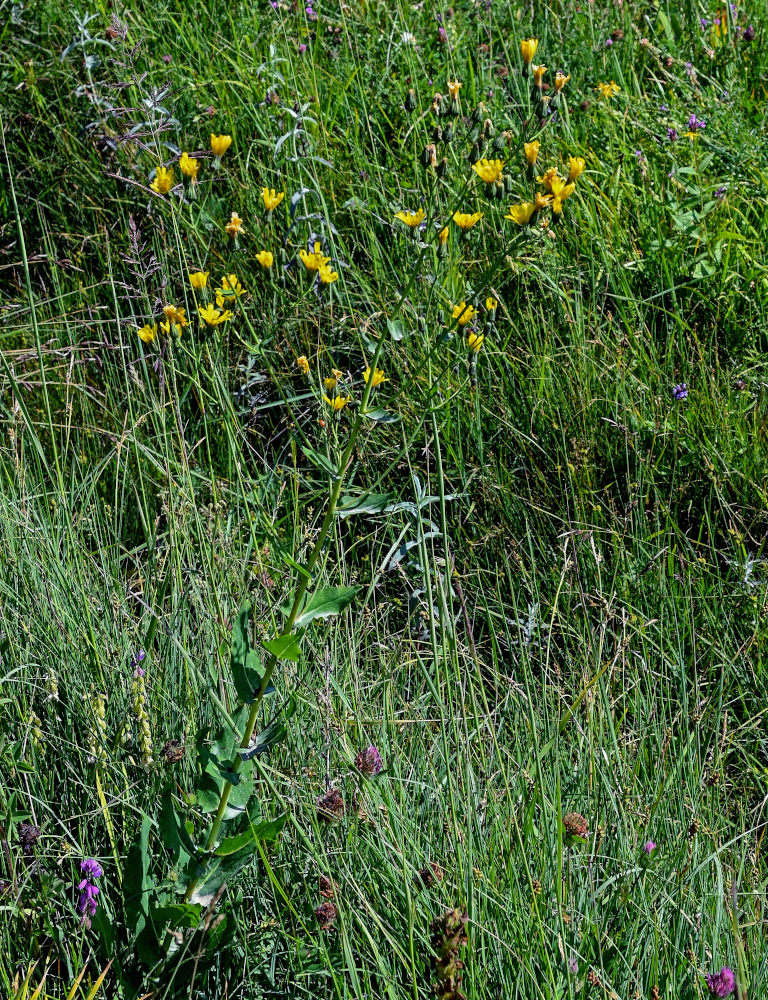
[317,788,346,822]
[355,745,383,775]
[314,899,338,930]
[563,812,588,839]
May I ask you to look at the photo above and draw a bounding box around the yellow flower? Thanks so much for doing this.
[300,242,331,270]
[323,375,339,391]
[473,158,504,183]
[554,72,570,93]
[255,250,274,269]
[150,165,174,194]
[296,355,310,375]
[215,274,245,308]
[485,297,498,312]
[438,226,449,245]
[552,196,565,215]
[568,156,586,182]
[452,302,475,326]
[532,64,547,86]
[318,264,338,284]
[160,320,185,337]
[536,167,560,191]
[534,191,553,211]
[163,305,188,328]
[505,202,536,225]
[198,303,233,326]
[549,176,575,200]
[189,271,209,290]
[520,38,539,65]
[138,323,157,344]
[467,332,484,352]
[179,151,199,180]
[453,211,483,231]
[395,208,425,228]
[363,367,388,388]
[210,133,232,157]
[447,79,462,100]
[324,394,351,411]
[524,141,540,166]
[225,212,245,238]
[597,80,620,99]
[682,131,699,140]
[262,187,285,211]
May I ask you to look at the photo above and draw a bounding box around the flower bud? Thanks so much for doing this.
[405,88,417,112]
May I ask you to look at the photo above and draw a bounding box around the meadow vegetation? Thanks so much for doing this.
[1,0,768,996]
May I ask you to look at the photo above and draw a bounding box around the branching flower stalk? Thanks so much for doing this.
[176,333,386,911]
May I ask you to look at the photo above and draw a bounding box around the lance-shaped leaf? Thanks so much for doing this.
[294,586,359,628]
[230,602,264,702]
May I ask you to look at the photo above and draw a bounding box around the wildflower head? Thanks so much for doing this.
[255,250,274,269]
[467,331,484,352]
[524,140,540,166]
[189,270,209,290]
[568,156,586,182]
[643,840,657,855]
[216,274,245,308]
[438,226,449,245]
[453,211,483,231]
[262,187,285,211]
[318,263,338,284]
[162,305,188,329]
[505,202,536,225]
[210,133,232,157]
[534,191,553,212]
[447,79,462,100]
[554,71,570,92]
[77,859,103,928]
[296,355,310,375]
[355,745,383,775]
[179,151,199,180]
[314,900,338,930]
[532,64,548,87]
[81,859,104,879]
[363,367,388,388]
[549,176,575,200]
[225,212,245,238]
[473,158,504,184]
[138,323,157,344]
[395,208,425,229]
[672,383,689,400]
[485,297,498,312]
[520,37,539,65]
[562,812,588,844]
[706,968,736,998]
[300,241,331,270]
[150,165,174,195]
[597,80,621,99]
[323,394,351,412]
[537,166,559,191]
[452,302,476,327]
[198,303,232,326]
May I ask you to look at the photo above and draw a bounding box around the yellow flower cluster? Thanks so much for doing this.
[149,135,233,195]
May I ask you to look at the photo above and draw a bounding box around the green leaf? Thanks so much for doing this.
[215,828,257,857]
[337,493,393,518]
[262,634,302,661]
[230,602,265,702]
[151,902,203,931]
[239,694,297,761]
[387,319,405,341]
[362,408,400,424]
[159,785,197,861]
[251,814,288,841]
[124,815,153,940]
[294,586,359,628]
[301,445,340,480]
[190,842,260,903]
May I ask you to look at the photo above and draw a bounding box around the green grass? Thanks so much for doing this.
[1,0,768,997]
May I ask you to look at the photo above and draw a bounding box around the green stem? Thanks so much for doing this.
[176,333,386,911]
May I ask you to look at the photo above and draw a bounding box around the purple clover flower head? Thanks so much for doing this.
[643,840,657,854]
[673,383,689,400]
[701,17,708,28]
[667,127,678,141]
[706,967,736,998]
[660,103,669,112]
[355,745,383,776]
[568,957,579,974]
[81,859,104,879]
[744,24,755,40]
[605,37,613,47]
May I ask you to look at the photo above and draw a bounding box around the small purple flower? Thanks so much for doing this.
[299,43,307,52]
[568,957,579,974]
[687,113,706,129]
[80,859,104,879]
[713,16,721,26]
[744,24,755,40]
[355,745,383,776]
[706,967,736,998]
[643,840,656,854]
[700,17,708,28]
[77,860,103,928]
[605,37,613,47]
[672,383,688,400]
[659,103,669,112]
[714,186,726,198]
[667,127,678,141]
[635,149,644,161]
